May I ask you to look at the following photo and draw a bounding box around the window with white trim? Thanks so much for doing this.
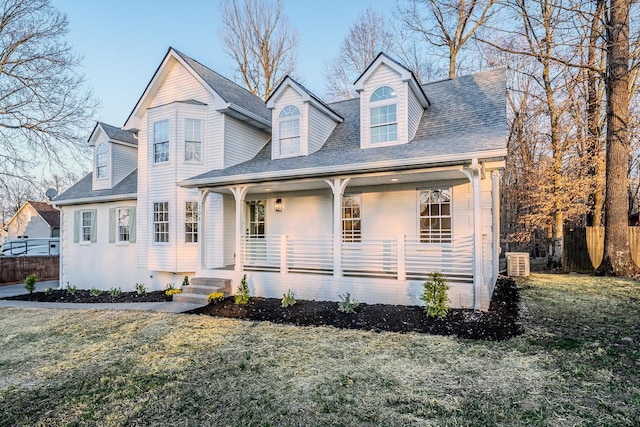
[153,202,169,243]
[81,211,94,242]
[184,119,201,162]
[117,208,130,242]
[153,120,169,163]
[185,202,198,243]
[96,143,108,179]
[370,86,397,144]
[342,194,361,242]
[278,105,300,156]
[419,189,452,243]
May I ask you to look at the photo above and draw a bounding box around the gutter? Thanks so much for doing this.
[180,148,507,188]
[51,193,137,207]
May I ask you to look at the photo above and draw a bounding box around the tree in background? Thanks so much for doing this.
[323,8,396,101]
[0,0,95,191]
[219,0,299,100]
[395,0,497,79]
[597,0,639,276]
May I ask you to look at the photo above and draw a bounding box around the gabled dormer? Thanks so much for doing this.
[354,53,430,149]
[266,77,343,159]
[89,122,138,191]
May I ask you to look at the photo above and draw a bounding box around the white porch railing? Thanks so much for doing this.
[405,235,474,283]
[342,239,399,278]
[287,235,333,274]
[241,234,476,283]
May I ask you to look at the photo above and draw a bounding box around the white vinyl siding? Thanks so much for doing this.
[111,144,137,186]
[407,89,423,141]
[224,115,270,167]
[307,103,338,154]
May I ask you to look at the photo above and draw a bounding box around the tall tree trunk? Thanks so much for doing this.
[597,0,638,276]
[587,0,606,227]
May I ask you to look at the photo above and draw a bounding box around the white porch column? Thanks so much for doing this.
[491,171,501,285]
[471,159,484,310]
[197,189,210,271]
[230,186,249,272]
[325,178,351,277]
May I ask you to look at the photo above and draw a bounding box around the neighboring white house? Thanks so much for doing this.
[53,48,507,310]
[4,200,60,241]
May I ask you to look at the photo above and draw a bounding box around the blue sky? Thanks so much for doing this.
[52,0,394,127]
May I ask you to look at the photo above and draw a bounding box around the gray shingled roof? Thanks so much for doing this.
[28,201,60,227]
[53,170,137,205]
[184,68,507,185]
[173,49,271,122]
[98,122,138,145]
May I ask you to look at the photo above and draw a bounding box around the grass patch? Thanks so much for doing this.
[0,274,639,426]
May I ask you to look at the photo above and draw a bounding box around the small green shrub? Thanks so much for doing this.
[182,276,190,287]
[281,289,297,308]
[207,292,225,303]
[66,283,78,295]
[109,287,122,297]
[89,288,102,297]
[44,287,53,295]
[135,283,146,295]
[338,292,360,314]
[421,272,450,319]
[235,274,250,305]
[24,274,37,294]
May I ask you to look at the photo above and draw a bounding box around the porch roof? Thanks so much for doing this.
[181,68,507,189]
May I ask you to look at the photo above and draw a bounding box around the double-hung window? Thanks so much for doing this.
[342,194,361,242]
[419,189,452,243]
[153,120,169,163]
[185,119,201,162]
[278,105,300,156]
[82,211,93,242]
[370,86,397,144]
[153,202,169,243]
[96,143,108,179]
[117,208,130,242]
[185,202,198,243]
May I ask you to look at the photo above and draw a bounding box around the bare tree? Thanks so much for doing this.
[219,0,299,100]
[597,0,639,275]
[395,0,497,79]
[323,8,396,101]
[0,0,96,189]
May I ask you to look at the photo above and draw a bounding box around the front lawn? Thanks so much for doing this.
[0,273,638,426]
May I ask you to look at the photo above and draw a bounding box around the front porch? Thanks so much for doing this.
[193,162,501,310]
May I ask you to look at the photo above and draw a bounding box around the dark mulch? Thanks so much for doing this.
[2,289,170,303]
[187,277,523,340]
[3,277,522,340]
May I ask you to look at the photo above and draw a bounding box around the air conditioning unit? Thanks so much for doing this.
[506,252,530,277]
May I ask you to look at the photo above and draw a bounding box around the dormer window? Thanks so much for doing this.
[96,143,108,179]
[370,86,397,144]
[278,105,300,156]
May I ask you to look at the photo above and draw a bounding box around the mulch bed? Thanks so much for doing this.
[3,277,523,340]
[187,277,523,341]
[2,290,171,303]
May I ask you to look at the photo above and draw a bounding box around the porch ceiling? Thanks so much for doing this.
[204,166,470,196]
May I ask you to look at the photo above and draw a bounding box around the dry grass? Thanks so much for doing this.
[1,273,639,426]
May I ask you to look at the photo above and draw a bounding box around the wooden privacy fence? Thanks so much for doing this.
[0,256,59,284]
[563,227,640,273]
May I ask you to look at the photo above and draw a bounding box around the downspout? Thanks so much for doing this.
[471,159,484,310]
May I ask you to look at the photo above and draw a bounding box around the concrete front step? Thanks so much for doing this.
[172,278,231,305]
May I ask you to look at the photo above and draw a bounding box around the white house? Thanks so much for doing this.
[4,200,60,240]
[52,48,506,310]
